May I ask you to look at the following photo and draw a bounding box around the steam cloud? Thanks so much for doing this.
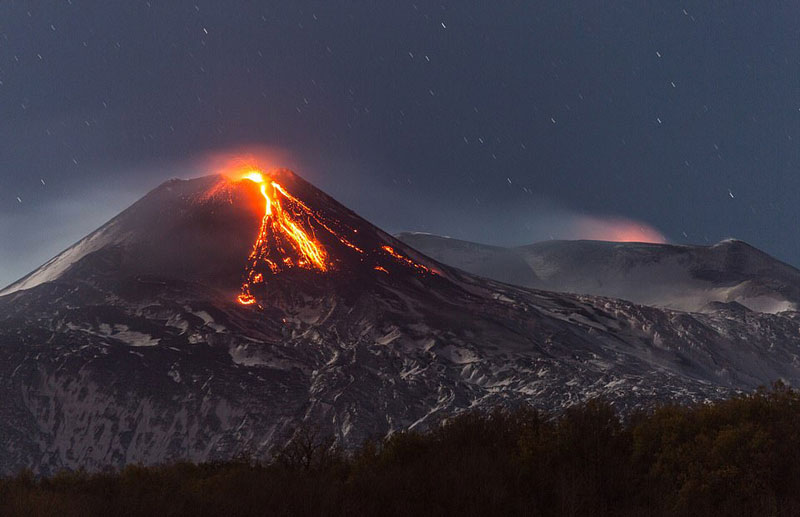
[570,215,667,244]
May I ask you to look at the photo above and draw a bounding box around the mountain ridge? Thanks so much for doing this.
[397,232,800,313]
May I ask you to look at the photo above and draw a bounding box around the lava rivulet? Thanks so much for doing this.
[382,245,431,274]
[233,168,435,306]
[237,170,329,305]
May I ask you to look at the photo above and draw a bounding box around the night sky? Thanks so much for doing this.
[2,1,800,287]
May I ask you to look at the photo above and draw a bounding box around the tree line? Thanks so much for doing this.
[3,383,800,516]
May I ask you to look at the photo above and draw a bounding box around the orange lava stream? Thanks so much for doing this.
[381,245,431,274]
[271,181,365,254]
[238,170,328,305]
[233,168,434,306]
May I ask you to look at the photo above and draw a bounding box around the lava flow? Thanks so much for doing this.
[232,167,436,306]
[237,170,329,305]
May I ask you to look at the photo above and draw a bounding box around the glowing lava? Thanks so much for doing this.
[232,166,436,306]
[237,170,329,305]
[382,245,431,274]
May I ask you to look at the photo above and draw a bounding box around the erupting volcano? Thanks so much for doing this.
[0,165,440,305]
[6,166,800,478]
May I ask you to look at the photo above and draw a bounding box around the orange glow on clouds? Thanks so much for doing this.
[573,216,667,244]
[205,146,295,178]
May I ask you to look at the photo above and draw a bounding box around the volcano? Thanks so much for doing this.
[3,169,800,475]
[0,169,440,301]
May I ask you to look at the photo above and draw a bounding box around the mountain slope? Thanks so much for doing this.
[397,233,800,313]
[2,170,800,475]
